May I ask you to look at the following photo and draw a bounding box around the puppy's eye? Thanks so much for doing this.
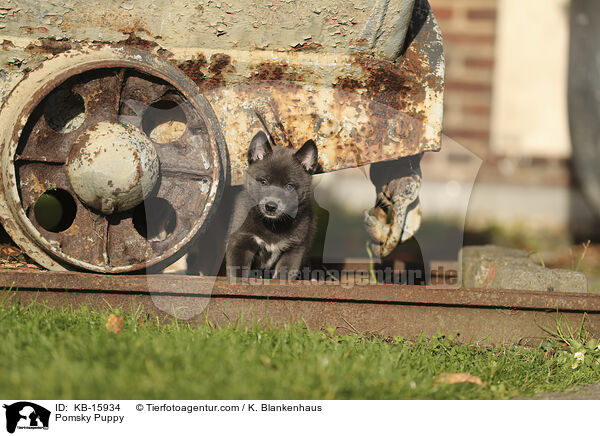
[284,183,295,191]
[257,177,268,186]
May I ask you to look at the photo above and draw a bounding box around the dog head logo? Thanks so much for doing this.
[3,402,50,434]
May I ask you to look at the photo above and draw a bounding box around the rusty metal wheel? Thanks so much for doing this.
[0,47,227,273]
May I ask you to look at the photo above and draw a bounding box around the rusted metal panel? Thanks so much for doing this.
[204,41,442,184]
[0,0,444,271]
[0,1,443,185]
[2,268,600,344]
[0,0,415,58]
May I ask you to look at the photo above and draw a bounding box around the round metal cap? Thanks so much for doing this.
[66,121,160,214]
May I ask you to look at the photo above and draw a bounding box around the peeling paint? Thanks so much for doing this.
[0,0,444,272]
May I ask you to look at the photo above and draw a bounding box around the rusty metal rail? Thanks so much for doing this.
[2,268,600,344]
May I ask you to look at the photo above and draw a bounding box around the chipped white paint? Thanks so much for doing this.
[66,121,160,213]
[0,0,415,58]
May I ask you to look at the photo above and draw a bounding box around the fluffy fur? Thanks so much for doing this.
[226,131,318,280]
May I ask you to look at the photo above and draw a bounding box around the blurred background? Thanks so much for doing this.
[313,0,600,290]
[425,0,590,235]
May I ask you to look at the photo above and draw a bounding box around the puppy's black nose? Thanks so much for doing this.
[265,201,278,213]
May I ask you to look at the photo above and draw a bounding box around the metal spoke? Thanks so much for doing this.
[106,174,214,266]
[17,163,109,265]
[15,118,79,165]
[160,167,212,179]
[117,72,179,134]
[14,156,67,165]
[155,175,210,231]
[17,163,70,212]
[18,69,127,164]
[154,137,213,177]
[106,211,150,267]
[174,95,208,133]
[119,71,172,108]
[72,68,126,122]
[149,95,214,179]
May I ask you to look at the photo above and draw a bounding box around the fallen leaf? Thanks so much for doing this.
[105,314,123,334]
[435,372,484,387]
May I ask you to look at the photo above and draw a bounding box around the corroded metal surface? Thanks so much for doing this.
[2,269,600,344]
[364,155,422,257]
[66,121,160,213]
[0,1,443,186]
[196,2,443,185]
[0,0,415,60]
[0,0,444,270]
[0,47,227,272]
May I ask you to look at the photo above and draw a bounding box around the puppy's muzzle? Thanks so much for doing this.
[265,201,278,213]
[259,197,284,217]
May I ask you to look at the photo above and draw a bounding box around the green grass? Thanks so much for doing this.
[1,293,599,399]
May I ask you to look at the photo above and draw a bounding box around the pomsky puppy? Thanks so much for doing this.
[226,131,318,280]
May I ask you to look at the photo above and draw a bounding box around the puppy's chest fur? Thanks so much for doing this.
[227,193,314,275]
[234,201,312,269]
[252,235,293,270]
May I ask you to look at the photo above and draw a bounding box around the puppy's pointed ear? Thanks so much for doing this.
[294,139,318,174]
[248,131,272,163]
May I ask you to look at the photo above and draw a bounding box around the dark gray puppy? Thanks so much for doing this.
[226,131,318,280]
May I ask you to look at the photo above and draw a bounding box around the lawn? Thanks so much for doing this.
[1,292,598,399]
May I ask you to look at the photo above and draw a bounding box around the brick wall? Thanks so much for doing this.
[429,0,498,158]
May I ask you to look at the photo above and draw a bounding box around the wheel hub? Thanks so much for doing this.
[66,121,160,214]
